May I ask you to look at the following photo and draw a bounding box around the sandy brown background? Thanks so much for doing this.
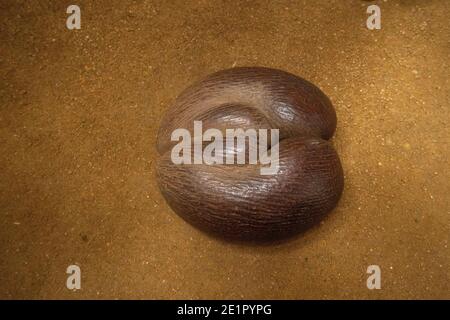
[1,0,449,299]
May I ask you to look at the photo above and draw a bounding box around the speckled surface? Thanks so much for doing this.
[0,0,449,299]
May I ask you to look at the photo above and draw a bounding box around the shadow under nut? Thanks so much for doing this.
[156,67,344,241]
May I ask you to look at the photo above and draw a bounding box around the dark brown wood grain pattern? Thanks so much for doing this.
[156,67,344,241]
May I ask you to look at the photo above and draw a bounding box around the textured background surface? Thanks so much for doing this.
[0,0,449,299]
